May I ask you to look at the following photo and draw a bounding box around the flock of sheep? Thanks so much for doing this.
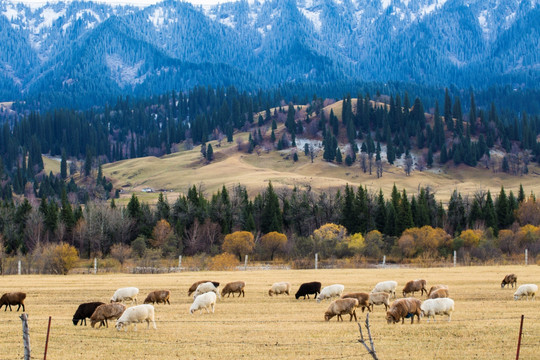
[0,273,537,331]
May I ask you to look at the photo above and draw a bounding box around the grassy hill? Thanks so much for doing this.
[101,132,540,206]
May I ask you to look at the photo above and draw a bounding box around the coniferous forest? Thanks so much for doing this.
[1,82,540,271]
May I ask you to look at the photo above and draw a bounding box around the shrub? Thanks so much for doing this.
[208,253,238,270]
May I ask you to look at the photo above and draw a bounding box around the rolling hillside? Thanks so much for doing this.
[101,132,540,205]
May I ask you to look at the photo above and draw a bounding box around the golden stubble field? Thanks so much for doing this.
[1,265,539,360]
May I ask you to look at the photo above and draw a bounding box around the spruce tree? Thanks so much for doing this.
[483,191,497,232]
[444,88,453,132]
[375,190,387,232]
[60,149,67,180]
[261,182,282,233]
[495,187,509,230]
[207,144,214,161]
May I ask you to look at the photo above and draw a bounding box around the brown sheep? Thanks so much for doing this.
[0,292,26,312]
[429,288,449,299]
[501,274,517,289]
[324,298,359,322]
[341,292,370,313]
[427,284,448,297]
[90,303,126,328]
[144,290,171,305]
[221,281,245,298]
[402,279,427,297]
[188,280,219,296]
[368,292,390,311]
[386,298,422,324]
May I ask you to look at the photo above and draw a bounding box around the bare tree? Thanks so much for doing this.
[405,154,413,176]
[416,155,426,172]
[24,209,44,253]
[201,219,222,253]
[480,154,490,169]
[376,160,383,178]
[184,219,201,255]
[360,153,368,173]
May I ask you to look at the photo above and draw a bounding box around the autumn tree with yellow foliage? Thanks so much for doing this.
[260,232,288,260]
[222,231,255,261]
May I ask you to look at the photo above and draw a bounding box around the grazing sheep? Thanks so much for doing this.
[402,279,427,297]
[429,288,449,299]
[341,292,370,313]
[386,298,422,324]
[421,298,455,322]
[90,303,126,328]
[110,287,139,304]
[190,292,217,314]
[501,274,517,289]
[193,282,220,299]
[269,282,291,296]
[295,282,322,300]
[368,292,390,311]
[324,298,358,322]
[513,284,538,301]
[115,304,156,331]
[372,281,397,299]
[428,285,449,297]
[144,290,171,305]
[221,281,245,298]
[0,292,26,312]
[188,280,220,296]
[72,302,104,326]
[317,284,345,303]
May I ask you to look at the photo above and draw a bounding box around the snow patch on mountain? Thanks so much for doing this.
[300,8,321,32]
[106,54,147,87]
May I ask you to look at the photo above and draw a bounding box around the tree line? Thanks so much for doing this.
[1,182,539,267]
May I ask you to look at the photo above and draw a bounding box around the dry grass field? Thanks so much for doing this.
[98,139,540,206]
[1,265,539,359]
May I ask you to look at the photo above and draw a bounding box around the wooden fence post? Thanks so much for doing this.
[20,313,31,360]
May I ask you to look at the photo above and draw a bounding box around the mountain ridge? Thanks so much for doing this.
[1,0,538,108]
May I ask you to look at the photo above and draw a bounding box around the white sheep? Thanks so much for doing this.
[513,284,538,301]
[316,284,345,303]
[420,298,455,322]
[372,281,397,299]
[115,304,156,331]
[111,287,139,304]
[193,282,220,299]
[190,292,217,314]
[269,282,291,296]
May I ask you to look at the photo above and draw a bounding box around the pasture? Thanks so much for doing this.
[1,265,539,359]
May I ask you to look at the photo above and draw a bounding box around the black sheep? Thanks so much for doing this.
[72,302,105,326]
[295,282,322,300]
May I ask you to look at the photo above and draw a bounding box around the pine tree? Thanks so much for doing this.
[483,191,497,232]
[60,149,67,180]
[60,188,75,233]
[341,184,356,233]
[518,184,525,203]
[374,190,387,232]
[444,88,453,132]
[396,190,414,235]
[207,144,214,161]
[495,187,509,230]
[261,182,282,233]
[156,192,170,221]
[336,148,343,164]
[469,91,477,135]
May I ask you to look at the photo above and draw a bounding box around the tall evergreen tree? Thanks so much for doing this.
[60,149,67,180]
[261,182,282,233]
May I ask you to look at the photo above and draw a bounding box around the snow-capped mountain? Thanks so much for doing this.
[1,0,538,107]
